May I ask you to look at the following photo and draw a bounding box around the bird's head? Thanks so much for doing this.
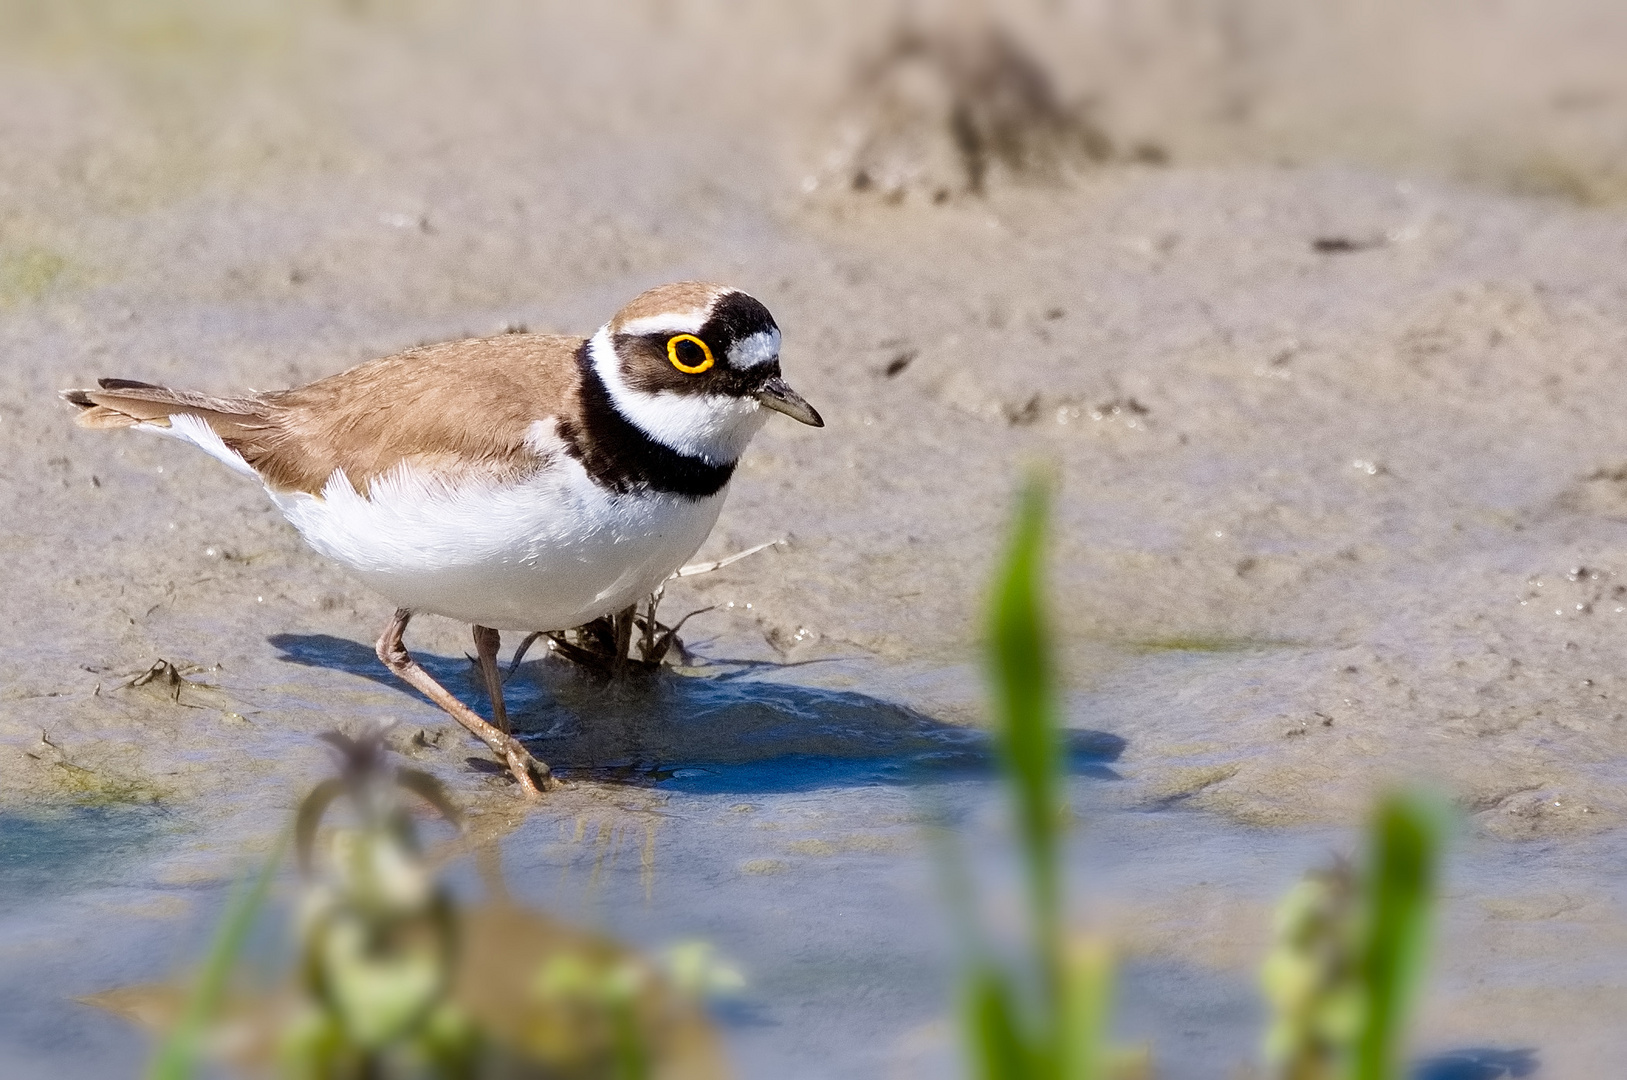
[589,282,823,465]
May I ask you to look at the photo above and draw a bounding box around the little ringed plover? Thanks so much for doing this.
[64,281,823,797]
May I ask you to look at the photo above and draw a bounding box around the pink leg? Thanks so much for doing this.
[375,609,551,798]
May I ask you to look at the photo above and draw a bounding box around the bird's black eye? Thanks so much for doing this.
[667,334,715,374]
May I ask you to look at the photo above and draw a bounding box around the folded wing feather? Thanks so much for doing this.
[61,333,583,496]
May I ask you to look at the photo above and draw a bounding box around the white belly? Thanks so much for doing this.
[269,458,726,631]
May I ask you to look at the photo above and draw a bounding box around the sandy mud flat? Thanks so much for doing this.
[3,1,1627,1074]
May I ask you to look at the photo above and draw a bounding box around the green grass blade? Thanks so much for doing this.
[1351,793,1444,1080]
[1059,938,1113,1080]
[987,476,1064,999]
[147,830,289,1080]
[964,965,1032,1080]
[612,999,652,1080]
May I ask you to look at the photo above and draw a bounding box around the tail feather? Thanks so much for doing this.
[61,382,274,436]
[60,381,282,484]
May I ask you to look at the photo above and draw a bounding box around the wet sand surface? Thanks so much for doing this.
[5,1,1627,1074]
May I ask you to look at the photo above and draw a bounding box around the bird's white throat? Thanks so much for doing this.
[589,327,768,465]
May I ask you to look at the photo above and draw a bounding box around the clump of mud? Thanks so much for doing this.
[813,22,1121,204]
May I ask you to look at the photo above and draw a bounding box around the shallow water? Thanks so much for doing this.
[3,657,1624,1077]
[0,807,168,910]
[0,806,183,1077]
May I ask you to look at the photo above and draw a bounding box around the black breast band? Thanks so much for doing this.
[558,341,736,500]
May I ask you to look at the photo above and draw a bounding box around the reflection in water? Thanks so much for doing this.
[269,632,1124,794]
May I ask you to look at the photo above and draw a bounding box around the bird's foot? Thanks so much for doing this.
[500,736,554,799]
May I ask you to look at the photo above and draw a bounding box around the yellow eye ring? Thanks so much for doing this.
[666,333,715,374]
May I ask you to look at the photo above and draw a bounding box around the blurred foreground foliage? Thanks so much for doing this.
[88,730,733,1079]
[1261,794,1447,1080]
[958,475,1149,1080]
[968,474,1447,1080]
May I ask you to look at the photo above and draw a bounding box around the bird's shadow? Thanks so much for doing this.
[268,633,1124,795]
[1412,1048,1539,1080]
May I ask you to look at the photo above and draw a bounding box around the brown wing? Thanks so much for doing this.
[64,334,585,495]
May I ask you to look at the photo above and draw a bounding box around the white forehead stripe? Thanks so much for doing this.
[727,328,780,369]
[616,311,709,337]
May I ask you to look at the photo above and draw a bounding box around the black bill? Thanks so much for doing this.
[755,377,824,427]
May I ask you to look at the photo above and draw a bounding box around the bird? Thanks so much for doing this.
[63,282,823,798]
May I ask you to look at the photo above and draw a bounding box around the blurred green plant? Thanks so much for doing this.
[1261,857,1362,1080]
[1354,795,1444,1080]
[148,830,288,1080]
[280,730,470,1076]
[109,726,732,1079]
[1262,794,1446,1080]
[967,476,1446,1080]
[962,474,1147,1080]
